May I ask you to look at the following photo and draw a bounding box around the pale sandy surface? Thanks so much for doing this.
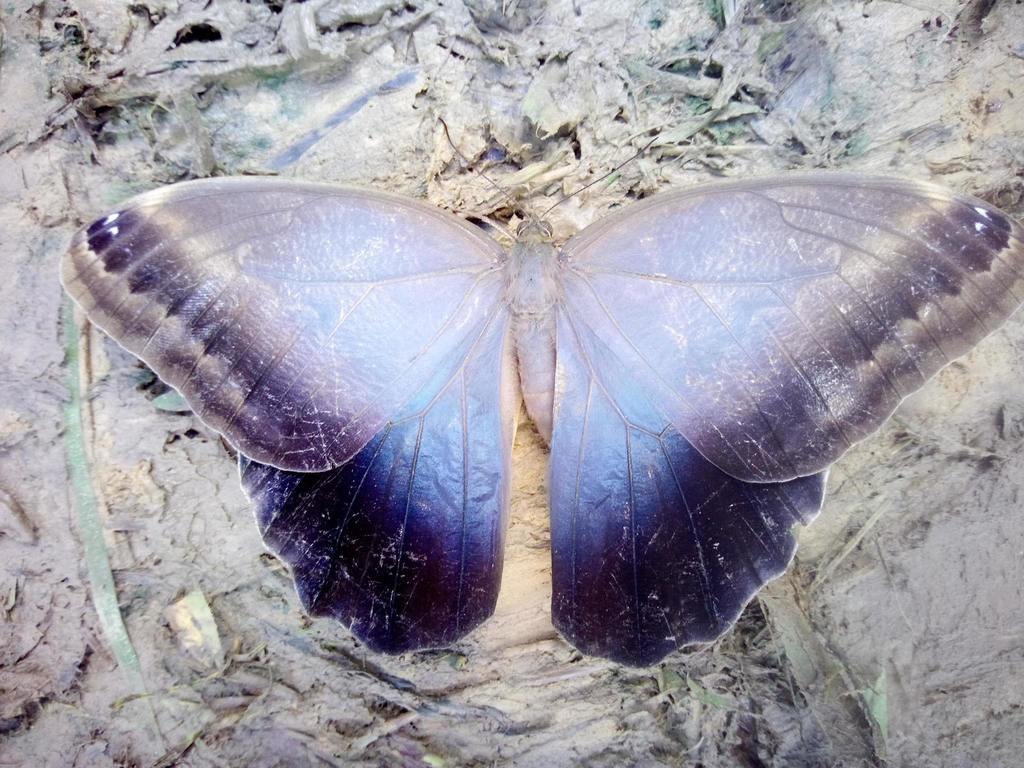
[1,1,1023,766]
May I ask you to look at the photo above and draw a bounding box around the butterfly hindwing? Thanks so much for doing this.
[550,308,825,665]
[559,175,1024,483]
[240,308,517,652]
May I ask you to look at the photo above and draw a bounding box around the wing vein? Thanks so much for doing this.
[266,284,378,414]
[574,266,840,288]
[624,427,642,656]
[456,366,470,634]
[564,274,787,477]
[570,374,595,634]
[240,266,488,286]
[830,270,929,382]
[295,269,498,428]
[222,323,309,435]
[308,424,394,612]
[176,275,244,392]
[754,191,1001,283]
[386,416,426,635]
[807,282,906,400]
[755,191,994,340]
[658,435,718,625]
[69,198,321,288]
[759,317,855,449]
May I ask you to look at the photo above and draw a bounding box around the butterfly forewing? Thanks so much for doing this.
[558,175,1024,483]
[62,178,507,473]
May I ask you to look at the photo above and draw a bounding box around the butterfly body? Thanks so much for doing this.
[507,224,560,442]
[62,174,1024,664]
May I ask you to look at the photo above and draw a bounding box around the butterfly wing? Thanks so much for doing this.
[559,174,1024,483]
[550,312,825,664]
[63,178,519,651]
[239,303,517,652]
[550,174,1024,663]
[62,177,508,473]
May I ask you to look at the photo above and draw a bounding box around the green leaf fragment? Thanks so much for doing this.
[757,30,786,61]
[863,668,889,744]
[165,589,224,669]
[686,676,731,709]
[62,301,144,683]
[153,389,191,413]
[657,666,684,693]
[706,0,725,28]
[844,133,872,157]
[708,120,749,145]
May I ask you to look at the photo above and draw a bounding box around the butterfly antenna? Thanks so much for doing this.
[437,117,522,217]
[540,131,663,218]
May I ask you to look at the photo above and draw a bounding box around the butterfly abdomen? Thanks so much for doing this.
[507,239,561,442]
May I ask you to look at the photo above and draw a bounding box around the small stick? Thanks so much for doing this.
[540,130,663,217]
[438,117,663,223]
[437,117,522,215]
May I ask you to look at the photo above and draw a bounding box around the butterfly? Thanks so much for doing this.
[61,173,1024,665]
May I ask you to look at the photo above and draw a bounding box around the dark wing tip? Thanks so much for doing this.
[60,198,346,476]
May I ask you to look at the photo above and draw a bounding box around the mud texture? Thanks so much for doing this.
[1,1,1022,766]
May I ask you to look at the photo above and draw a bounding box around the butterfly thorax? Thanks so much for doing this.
[507,229,560,443]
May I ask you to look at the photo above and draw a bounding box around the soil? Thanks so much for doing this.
[1,0,1023,766]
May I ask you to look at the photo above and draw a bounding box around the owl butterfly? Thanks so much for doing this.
[61,174,1024,665]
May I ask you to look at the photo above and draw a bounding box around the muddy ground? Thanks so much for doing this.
[1,0,1023,766]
